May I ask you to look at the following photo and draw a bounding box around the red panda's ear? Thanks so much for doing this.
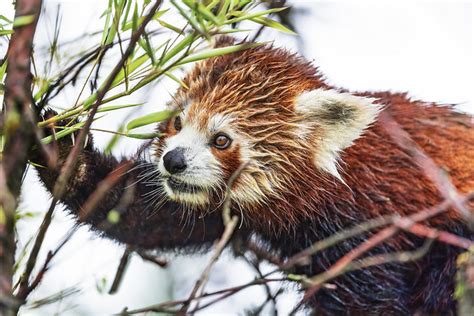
[210,35,236,48]
[295,89,382,180]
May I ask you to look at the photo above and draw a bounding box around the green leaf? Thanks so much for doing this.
[138,32,156,65]
[122,9,168,31]
[182,0,220,25]
[97,103,144,113]
[41,121,86,144]
[226,7,287,24]
[250,16,296,35]
[125,132,162,139]
[28,161,46,169]
[206,0,221,10]
[121,0,133,30]
[82,92,98,109]
[0,29,13,36]
[238,0,252,7]
[131,2,139,33]
[33,78,51,101]
[217,0,231,21]
[164,71,189,89]
[13,15,35,27]
[217,28,252,34]
[176,42,264,65]
[111,52,149,88]
[158,33,195,66]
[0,60,7,82]
[126,110,176,131]
[100,1,113,45]
[157,19,183,34]
[0,15,12,24]
[170,0,205,36]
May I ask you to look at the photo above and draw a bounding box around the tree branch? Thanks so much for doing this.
[0,1,42,315]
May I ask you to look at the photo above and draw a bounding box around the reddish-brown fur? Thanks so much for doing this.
[164,37,473,233]
[35,37,473,315]
[153,38,473,313]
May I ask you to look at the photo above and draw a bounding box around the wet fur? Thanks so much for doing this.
[34,37,473,315]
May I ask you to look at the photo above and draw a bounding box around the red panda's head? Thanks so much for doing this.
[155,37,381,215]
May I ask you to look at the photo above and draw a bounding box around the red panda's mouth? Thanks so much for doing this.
[166,177,205,194]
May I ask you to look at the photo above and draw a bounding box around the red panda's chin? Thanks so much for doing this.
[162,178,210,206]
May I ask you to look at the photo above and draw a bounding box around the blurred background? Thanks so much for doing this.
[0,1,472,315]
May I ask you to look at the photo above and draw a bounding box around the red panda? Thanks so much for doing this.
[36,37,474,315]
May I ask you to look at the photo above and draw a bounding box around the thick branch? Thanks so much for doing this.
[0,1,42,315]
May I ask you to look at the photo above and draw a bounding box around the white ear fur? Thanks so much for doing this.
[295,89,382,180]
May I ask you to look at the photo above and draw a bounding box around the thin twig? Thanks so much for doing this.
[379,112,471,222]
[109,247,132,295]
[121,278,287,315]
[179,216,239,314]
[135,250,167,267]
[179,164,249,313]
[399,222,473,249]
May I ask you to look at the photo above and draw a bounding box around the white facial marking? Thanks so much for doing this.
[208,113,235,133]
[158,119,223,205]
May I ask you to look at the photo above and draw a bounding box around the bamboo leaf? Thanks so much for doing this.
[0,60,7,82]
[41,121,85,144]
[217,0,231,22]
[97,103,144,113]
[250,16,296,35]
[164,71,189,89]
[206,0,221,10]
[238,0,252,7]
[158,33,195,66]
[0,15,12,24]
[176,42,264,66]
[41,116,104,144]
[13,15,35,27]
[125,132,162,139]
[170,0,205,36]
[111,52,150,88]
[0,30,13,36]
[33,78,51,101]
[126,110,176,131]
[217,28,252,34]
[138,32,156,65]
[131,2,139,33]
[121,0,133,30]
[157,19,184,34]
[101,1,113,45]
[122,9,167,31]
[182,0,220,25]
[226,7,287,24]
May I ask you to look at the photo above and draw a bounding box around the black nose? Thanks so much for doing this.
[163,147,187,174]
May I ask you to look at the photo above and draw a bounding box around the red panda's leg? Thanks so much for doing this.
[32,135,226,250]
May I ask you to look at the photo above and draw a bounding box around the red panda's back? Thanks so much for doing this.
[342,92,473,222]
[382,93,474,196]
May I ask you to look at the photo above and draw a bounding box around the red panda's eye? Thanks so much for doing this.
[174,116,182,131]
[213,133,232,150]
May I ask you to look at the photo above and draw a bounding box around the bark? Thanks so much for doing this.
[0,1,42,315]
